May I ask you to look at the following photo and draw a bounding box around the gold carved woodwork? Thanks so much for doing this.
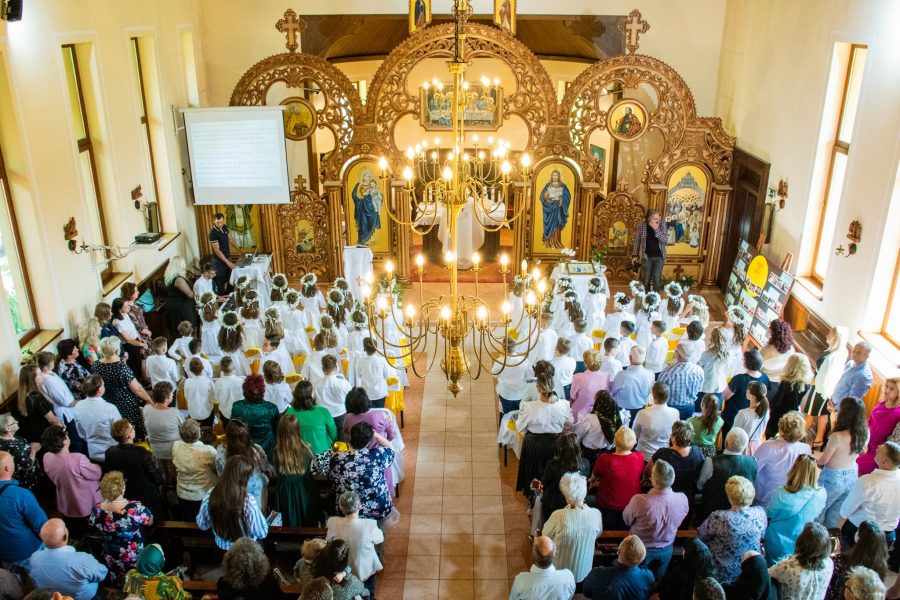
[275,177,331,280]
[590,183,646,281]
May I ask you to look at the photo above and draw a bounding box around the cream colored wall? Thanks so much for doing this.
[716,0,900,367]
[0,0,207,396]
[200,0,726,115]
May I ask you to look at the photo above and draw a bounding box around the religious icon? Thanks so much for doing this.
[224,204,257,250]
[494,0,516,34]
[351,168,382,246]
[607,99,647,142]
[280,97,317,141]
[343,162,390,254]
[531,162,577,255]
[589,145,606,165]
[409,0,431,33]
[608,220,628,254]
[295,220,316,253]
[664,164,709,257]
[421,83,502,131]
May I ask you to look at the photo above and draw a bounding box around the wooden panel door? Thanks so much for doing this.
[718,147,770,291]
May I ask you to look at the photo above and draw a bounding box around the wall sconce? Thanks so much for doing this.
[64,216,132,260]
[768,179,788,212]
[835,220,862,257]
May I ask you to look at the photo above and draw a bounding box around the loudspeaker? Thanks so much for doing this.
[147,201,160,233]
[3,0,23,22]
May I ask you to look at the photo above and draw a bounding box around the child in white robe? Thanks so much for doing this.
[604,293,634,344]
[299,273,327,331]
[240,291,264,350]
[198,293,221,358]
[582,276,607,333]
[262,360,292,413]
[217,312,250,377]
[662,281,685,333]
[214,356,245,421]
[167,321,194,362]
[635,291,662,351]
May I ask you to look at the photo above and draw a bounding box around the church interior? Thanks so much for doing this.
[0,0,899,598]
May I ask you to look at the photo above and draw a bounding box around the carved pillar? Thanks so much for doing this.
[324,180,344,281]
[701,184,733,288]
[194,205,216,259]
[579,182,600,261]
[260,204,282,271]
[392,180,411,285]
[511,181,527,265]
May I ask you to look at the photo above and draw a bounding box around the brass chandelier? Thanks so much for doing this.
[360,0,547,396]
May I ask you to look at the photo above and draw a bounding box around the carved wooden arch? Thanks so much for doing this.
[590,184,647,281]
[272,180,332,280]
[229,51,363,156]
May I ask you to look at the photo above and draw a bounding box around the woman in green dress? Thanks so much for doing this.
[123,544,191,600]
[271,412,319,526]
[285,380,337,455]
[230,374,280,454]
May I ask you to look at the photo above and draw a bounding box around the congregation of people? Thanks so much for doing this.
[498,273,897,600]
[0,253,406,600]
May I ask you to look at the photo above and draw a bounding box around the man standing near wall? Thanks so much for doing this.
[631,209,668,292]
[209,212,236,294]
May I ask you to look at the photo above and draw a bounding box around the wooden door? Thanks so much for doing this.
[718,147,770,291]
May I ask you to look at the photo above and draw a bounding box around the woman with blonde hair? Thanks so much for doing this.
[763,454,826,565]
[804,325,849,450]
[272,413,317,526]
[78,317,102,363]
[765,353,813,440]
[753,411,812,506]
[162,256,197,333]
[590,426,645,530]
[12,364,60,443]
[90,470,154,584]
[698,327,730,410]
[698,475,767,583]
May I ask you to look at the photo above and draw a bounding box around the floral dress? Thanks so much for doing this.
[89,500,153,585]
[59,361,90,400]
[129,303,154,359]
[123,570,192,600]
[91,361,146,440]
[328,447,394,520]
[0,436,42,490]
[697,505,767,584]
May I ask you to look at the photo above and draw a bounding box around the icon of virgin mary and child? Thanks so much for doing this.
[540,169,571,249]
[352,167,383,245]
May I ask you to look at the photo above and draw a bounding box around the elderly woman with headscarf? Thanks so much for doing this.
[542,472,602,584]
[123,544,191,599]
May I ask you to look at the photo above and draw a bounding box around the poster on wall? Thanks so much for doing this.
[343,161,391,255]
[724,239,795,346]
[531,162,576,255]
[665,165,708,257]
[216,204,263,252]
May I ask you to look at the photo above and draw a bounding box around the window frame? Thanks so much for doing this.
[883,247,900,348]
[0,144,40,345]
[810,43,867,285]
[130,37,162,232]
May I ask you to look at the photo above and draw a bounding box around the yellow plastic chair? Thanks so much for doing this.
[176,388,188,411]
[244,347,262,375]
[508,329,519,340]
[667,338,680,351]
[385,375,405,428]
[591,329,606,350]
[341,347,349,377]
[665,350,675,363]
[135,441,153,454]
[671,327,686,337]
[293,354,307,372]
[285,373,302,386]
[630,333,638,341]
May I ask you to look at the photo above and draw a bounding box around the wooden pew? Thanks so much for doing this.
[138,259,171,339]
[595,529,698,559]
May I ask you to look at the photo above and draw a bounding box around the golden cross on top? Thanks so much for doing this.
[618,9,649,55]
[294,174,307,191]
[276,9,306,53]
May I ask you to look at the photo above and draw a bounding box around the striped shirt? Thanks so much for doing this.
[631,221,668,261]
[658,361,704,409]
[196,490,269,550]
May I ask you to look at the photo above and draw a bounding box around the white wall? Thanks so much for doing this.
[716,0,900,372]
[0,0,207,396]
[200,0,726,115]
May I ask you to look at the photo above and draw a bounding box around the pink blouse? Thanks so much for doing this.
[570,370,611,422]
[43,451,102,518]
[857,401,900,475]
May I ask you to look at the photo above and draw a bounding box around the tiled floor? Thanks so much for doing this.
[378,282,727,599]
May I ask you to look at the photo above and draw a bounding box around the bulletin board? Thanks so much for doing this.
[724,239,795,346]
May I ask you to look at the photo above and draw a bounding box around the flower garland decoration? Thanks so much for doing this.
[351,308,368,330]
[588,277,603,294]
[319,314,334,330]
[243,289,259,307]
[614,292,630,308]
[327,288,345,309]
[300,273,317,290]
[643,291,661,311]
[264,307,281,327]
[664,281,683,299]
[557,275,575,291]
[687,294,707,310]
[235,275,249,290]
[271,273,288,292]
[726,305,748,325]
[285,289,301,307]
[560,247,576,258]
[629,280,646,298]
[333,277,349,291]
[197,291,216,308]
[220,310,241,332]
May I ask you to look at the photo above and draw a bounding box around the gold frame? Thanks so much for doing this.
[494,0,516,35]
[419,83,503,131]
[409,0,432,34]
[280,96,318,141]
[606,98,649,142]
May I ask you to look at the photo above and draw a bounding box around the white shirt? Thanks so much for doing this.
[509,564,576,600]
[326,516,384,581]
[604,311,634,342]
[172,440,218,501]
[262,345,295,376]
[515,399,573,434]
[551,355,576,387]
[528,328,558,368]
[73,396,122,461]
[146,354,180,388]
[168,336,192,361]
[599,354,623,379]
[184,375,215,420]
[39,372,75,421]
[840,468,900,530]
[346,330,366,354]
[574,409,629,450]
[568,333,594,362]
[615,336,636,366]
[645,336,668,374]
[633,403,680,460]
[214,375,245,419]
[681,338,706,364]
[354,354,392,400]
[112,315,138,340]
[315,373,352,417]
[264,381,292,413]
[733,408,769,443]
[193,276,215,298]
[183,354,213,379]
[301,350,329,385]
[492,358,529,400]
[698,351,729,393]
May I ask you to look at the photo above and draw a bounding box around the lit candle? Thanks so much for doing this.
[444,251,455,264]
[521,259,527,275]
[378,156,388,173]
[403,166,414,182]
[537,280,547,295]
[501,300,511,315]
[405,304,416,320]
[521,153,531,169]
[362,284,371,298]
[500,254,509,272]
[376,296,388,313]
[440,306,451,321]
[385,260,394,278]
[442,167,452,181]
[416,254,425,268]
[532,267,541,281]
[364,271,374,284]
[472,252,480,267]
[476,305,488,321]
[525,291,537,305]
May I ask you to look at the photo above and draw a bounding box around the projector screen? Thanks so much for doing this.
[183,107,290,205]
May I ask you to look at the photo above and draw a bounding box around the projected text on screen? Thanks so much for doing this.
[191,119,283,187]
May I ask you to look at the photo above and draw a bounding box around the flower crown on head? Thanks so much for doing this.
[319,314,334,330]
[220,310,242,332]
[614,291,630,307]
[557,276,575,291]
[664,281,683,299]
[264,307,281,326]
[688,294,707,310]
[333,277,349,291]
[300,273,317,289]
[643,291,661,310]
[727,305,748,325]
[327,288,345,309]
[198,291,216,308]
[629,280,646,298]
[351,309,368,330]
[272,273,288,292]
[242,289,259,306]
[285,289,301,307]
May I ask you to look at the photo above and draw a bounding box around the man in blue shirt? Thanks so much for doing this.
[612,346,655,424]
[831,341,874,411]
[209,212,235,294]
[658,343,705,420]
[0,451,47,567]
[29,519,107,600]
[583,534,655,599]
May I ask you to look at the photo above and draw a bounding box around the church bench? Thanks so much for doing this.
[137,259,171,339]
[594,529,698,559]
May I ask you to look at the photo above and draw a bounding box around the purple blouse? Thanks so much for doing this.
[342,410,395,446]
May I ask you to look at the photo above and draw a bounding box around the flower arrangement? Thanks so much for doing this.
[300,273,318,289]
[664,281,683,299]
[643,291,661,311]
[272,273,288,292]
[629,280,646,298]
[560,247,576,259]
